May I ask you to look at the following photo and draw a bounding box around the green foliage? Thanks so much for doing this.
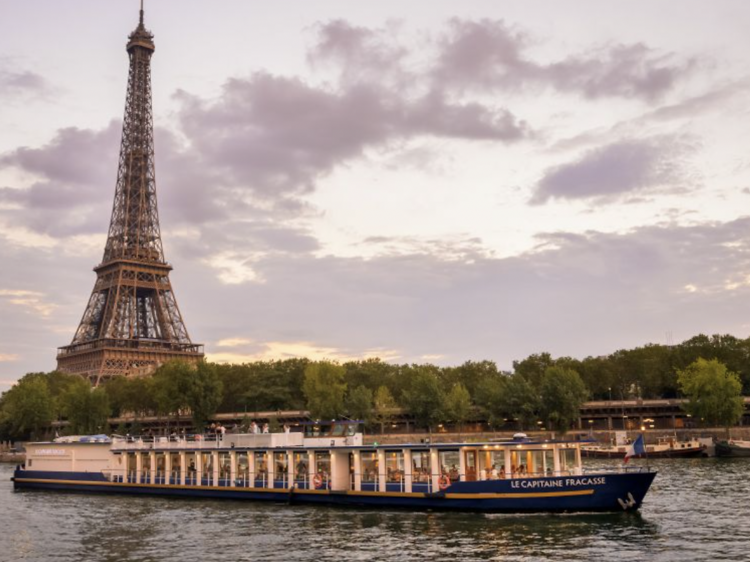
[445,383,471,427]
[0,374,54,440]
[677,358,744,428]
[303,361,347,420]
[400,365,446,431]
[373,385,397,432]
[60,379,110,434]
[440,361,499,398]
[538,366,588,433]
[346,385,374,426]
[215,359,308,413]
[190,362,223,430]
[103,375,157,418]
[150,360,223,430]
[512,353,555,390]
[500,374,539,430]
[474,374,508,427]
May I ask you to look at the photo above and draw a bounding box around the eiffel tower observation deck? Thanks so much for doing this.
[57,4,204,385]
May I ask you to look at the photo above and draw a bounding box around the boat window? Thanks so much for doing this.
[127,453,137,477]
[293,452,307,482]
[331,424,346,437]
[185,452,197,480]
[169,453,180,478]
[141,453,150,478]
[385,451,404,483]
[560,447,577,474]
[200,453,212,480]
[346,424,357,437]
[411,450,431,482]
[478,449,505,480]
[219,452,232,480]
[236,452,248,471]
[155,453,166,476]
[360,451,378,483]
[544,449,555,476]
[254,452,267,476]
[439,450,460,481]
[315,451,331,481]
[274,452,288,478]
[526,450,544,477]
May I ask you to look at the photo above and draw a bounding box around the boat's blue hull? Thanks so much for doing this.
[12,469,656,513]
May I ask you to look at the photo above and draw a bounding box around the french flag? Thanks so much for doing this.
[624,434,646,463]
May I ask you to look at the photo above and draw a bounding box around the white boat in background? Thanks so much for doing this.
[582,436,706,459]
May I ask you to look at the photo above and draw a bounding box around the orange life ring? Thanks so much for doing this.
[438,475,450,490]
[312,473,324,489]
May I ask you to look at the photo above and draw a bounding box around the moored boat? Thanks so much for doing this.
[581,436,705,459]
[715,439,750,457]
[12,423,656,513]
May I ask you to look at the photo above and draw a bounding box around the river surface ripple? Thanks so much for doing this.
[1,458,748,562]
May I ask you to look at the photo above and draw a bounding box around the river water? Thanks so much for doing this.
[1,458,748,562]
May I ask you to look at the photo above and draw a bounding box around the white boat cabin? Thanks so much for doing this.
[23,424,585,493]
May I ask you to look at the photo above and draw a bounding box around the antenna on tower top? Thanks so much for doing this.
[140,0,144,25]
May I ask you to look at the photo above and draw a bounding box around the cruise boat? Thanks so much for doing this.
[581,436,706,459]
[12,422,656,513]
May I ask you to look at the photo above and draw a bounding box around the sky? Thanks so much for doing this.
[2,0,750,391]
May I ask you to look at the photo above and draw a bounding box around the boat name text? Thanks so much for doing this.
[510,477,606,489]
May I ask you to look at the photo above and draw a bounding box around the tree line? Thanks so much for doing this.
[0,333,747,441]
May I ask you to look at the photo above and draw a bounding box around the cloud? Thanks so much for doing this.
[174,72,527,200]
[207,340,401,364]
[0,122,120,236]
[531,136,697,204]
[433,19,693,100]
[308,19,408,86]
[0,289,57,317]
[0,60,49,98]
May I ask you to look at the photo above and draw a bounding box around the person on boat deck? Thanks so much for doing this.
[250,421,259,434]
[262,423,269,434]
[217,423,226,441]
[490,465,499,479]
[518,464,527,476]
[449,465,459,481]
[283,424,291,434]
[499,464,506,479]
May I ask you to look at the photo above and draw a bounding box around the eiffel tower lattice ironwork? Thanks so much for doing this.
[57,5,203,385]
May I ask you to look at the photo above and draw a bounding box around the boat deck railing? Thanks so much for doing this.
[112,433,305,451]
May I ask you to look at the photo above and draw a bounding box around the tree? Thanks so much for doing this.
[512,353,555,390]
[500,374,539,430]
[400,365,446,431]
[151,360,223,430]
[60,379,110,434]
[303,361,347,420]
[474,374,508,428]
[440,360,499,400]
[445,383,471,434]
[189,362,223,430]
[346,385,373,426]
[538,366,588,433]
[677,358,744,432]
[0,374,54,440]
[373,385,397,434]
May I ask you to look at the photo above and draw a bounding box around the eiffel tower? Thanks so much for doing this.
[57,3,203,385]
